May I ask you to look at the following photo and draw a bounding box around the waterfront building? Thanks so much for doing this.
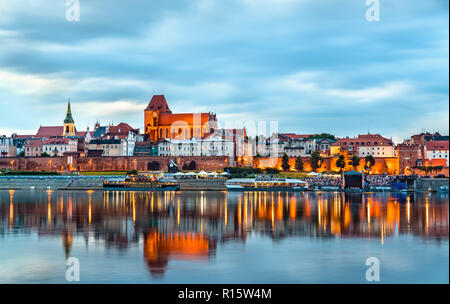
[144,95,218,141]
[0,136,16,157]
[42,138,78,156]
[25,139,43,157]
[87,138,122,156]
[397,143,421,175]
[425,140,449,166]
[158,136,234,158]
[331,134,396,157]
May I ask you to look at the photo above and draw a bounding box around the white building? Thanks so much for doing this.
[0,136,16,157]
[358,145,397,158]
[158,136,234,160]
[42,138,78,156]
[425,140,449,166]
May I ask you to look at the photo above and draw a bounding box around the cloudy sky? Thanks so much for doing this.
[0,0,448,142]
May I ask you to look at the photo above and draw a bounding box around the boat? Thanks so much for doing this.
[103,174,180,191]
[225,177,308,192]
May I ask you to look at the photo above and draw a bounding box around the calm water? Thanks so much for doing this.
[0,190,448,284]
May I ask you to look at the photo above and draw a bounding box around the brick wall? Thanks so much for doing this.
[0,155,229,172]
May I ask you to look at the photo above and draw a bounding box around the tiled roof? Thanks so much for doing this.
[43,138,73,145]
[36,126,64,138]
[25,140,43,148]
[332,134,393,146]
[145,95,172,113]
[427,140,449,151]
[89,139,121,145]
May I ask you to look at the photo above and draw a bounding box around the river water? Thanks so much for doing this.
[0,190,448,283]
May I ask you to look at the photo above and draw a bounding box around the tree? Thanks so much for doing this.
[310,151,323,172]
[295,156,304,171]
[350,155,361,170]
[336,154,346,173]
[18,151,25,157]
[308,133,336,140]
[365,155,376,172]
[41,152,50,157]
[281,153,290,171]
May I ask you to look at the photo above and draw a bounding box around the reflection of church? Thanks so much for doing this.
[144,95,218,141]
[2,190,449,279]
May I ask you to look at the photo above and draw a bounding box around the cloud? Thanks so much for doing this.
[0,0,448,139]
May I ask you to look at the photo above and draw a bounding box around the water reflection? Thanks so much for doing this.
[0,190,448,279]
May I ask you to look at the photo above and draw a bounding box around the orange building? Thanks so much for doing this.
[144,95,218,141]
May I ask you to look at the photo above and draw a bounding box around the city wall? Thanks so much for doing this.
[253,156,400,175]
[0,156,229,172]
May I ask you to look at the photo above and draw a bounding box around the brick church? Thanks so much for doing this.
[144,95,218,141]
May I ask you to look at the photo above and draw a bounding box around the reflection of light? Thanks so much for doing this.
[406,196,410,224]
[289,196,296,220]
[88,191,92,224]
[224,195,228,227]
[177,198,180,226]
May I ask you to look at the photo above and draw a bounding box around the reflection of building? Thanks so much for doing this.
[143,231,215,277]
[1,190,448,278]
[144,95,218,141]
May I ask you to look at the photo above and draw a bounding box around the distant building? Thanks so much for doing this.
[42,138,78,156]
[158,136,234,163]
[331,134,395,157]
[25,140,43,157]
[144,95,218,141]
[425,140,449,166]
[87,139,122,156]
[397,143,421,175]
[0,136,16,157]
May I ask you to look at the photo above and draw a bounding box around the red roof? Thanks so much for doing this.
[145,95,172,113]
[427,140,449,151]
[36,126,64,138]
[43,138,73,145]
[25,140,43,148]
[280,133,311,140]
[108,123,136,134]
[332,134,394,146]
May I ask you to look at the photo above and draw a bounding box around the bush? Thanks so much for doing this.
[2,170,61,176]
[127,170,138,175]
[265,168,280,174]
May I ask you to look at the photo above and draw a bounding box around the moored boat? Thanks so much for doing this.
[225,177,308,191]
[103,174,180,191]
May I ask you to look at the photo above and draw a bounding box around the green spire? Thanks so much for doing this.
[64,99,74,124]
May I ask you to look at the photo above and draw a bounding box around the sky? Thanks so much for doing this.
[0,0,448,143]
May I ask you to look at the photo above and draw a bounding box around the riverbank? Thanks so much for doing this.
[0,176,447,192]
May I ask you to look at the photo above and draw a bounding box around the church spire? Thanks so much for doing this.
[64,99,74,124]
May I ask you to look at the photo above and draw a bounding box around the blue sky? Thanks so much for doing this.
[0,0,448,142]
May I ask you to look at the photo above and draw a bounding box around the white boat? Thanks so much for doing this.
[225,178,308,191]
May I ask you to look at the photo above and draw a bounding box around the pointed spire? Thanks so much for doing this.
[64,99,74,124]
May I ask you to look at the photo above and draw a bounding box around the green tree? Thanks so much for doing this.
[308,133,336,140]
[336,154,346,173]
[364,155,376,172]
[18,151,25,157]
[281,153,290,171]
[310,151,323,172]
[350,155,361,170]
[295,156,304,171]
[41,152,50,157]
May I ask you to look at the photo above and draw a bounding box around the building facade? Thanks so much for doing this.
[144,95,218,141]
[0,136,16,157]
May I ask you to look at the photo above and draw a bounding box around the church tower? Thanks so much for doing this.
[144,95,172,141]
[63,100,76,136]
